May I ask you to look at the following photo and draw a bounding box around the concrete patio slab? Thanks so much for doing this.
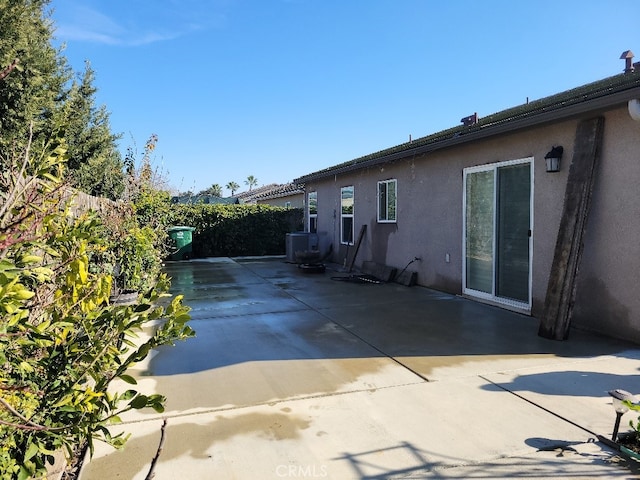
[79,258,640,479]
[81,377,639,479]
[482,350,640,439]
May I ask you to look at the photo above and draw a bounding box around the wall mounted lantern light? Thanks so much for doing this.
[544,146,563,173]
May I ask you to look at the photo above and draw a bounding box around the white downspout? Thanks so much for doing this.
[629,99,640,121]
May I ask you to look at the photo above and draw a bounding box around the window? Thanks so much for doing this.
[377,179,397,222]
[463,158,533,310]
[341,186,354,244]
[308,191,317,233]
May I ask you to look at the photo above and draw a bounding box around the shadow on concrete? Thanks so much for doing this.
[333,439,640,479]
[481,370,640,398]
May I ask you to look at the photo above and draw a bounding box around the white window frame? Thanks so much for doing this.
[341,186,354,245]
[377,179,397,223]
[307,191,317,233]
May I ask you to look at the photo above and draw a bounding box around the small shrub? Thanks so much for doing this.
[0,130,194,479]
[95,208,162,295]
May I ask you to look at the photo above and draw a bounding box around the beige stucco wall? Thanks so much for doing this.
[572,107,640,342]
[305,104,640,342]
[256,193,304,208]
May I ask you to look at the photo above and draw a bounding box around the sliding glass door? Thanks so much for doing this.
[463,159,533,310]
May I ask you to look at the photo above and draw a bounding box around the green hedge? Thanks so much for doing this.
[169,204,303,257]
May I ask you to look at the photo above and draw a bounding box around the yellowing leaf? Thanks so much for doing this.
[13,287,35,300]
[19,361,34,373]
[19,255,43,264]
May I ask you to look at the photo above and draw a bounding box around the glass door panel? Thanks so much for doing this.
[496,164,531,302]
[465,170,494,294]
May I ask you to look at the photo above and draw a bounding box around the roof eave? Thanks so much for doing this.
[295,85,640,184]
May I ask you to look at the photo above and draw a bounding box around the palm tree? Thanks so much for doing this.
[245,175,258,191]
[226,181,240,196]
[197,183,223,197]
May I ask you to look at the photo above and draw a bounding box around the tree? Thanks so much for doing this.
[0,1,125,201]
[0,58,19,82]
[0,0,69,159]
[122,134,172,202]
[197,183,223,197]
[58,63,124,200]
[226,181,239,196]
[245,175,258,191]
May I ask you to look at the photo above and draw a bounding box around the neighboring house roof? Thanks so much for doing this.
[252,183,304,202]
[235,183,279,203]
[236,183,303,203]
[295,69,640,183]
[171,195,239,205]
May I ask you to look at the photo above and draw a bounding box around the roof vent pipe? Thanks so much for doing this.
[629,99,640,122]
[620,50,635,73]
[461,112,478,126]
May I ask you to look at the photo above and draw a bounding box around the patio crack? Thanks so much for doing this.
[478,374,598,437]
[242,262,433,383]
[116,380,428,426]
[287,297,430,383]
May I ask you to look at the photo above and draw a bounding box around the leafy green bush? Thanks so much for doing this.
[120,181,304,259]
[171,204,303,257]
[132,188,175,261]
[95,205,163,295]
[0,132,194,479]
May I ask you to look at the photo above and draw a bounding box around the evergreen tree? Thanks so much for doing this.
[0,2,125,200]
[60,63,124,199]
[0,0,69,156]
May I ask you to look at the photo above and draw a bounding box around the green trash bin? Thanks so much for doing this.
[168,226,195,260]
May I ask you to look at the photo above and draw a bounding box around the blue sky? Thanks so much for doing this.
[51,0,639,195]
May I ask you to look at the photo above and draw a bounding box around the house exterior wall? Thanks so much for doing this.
[256,193,304,208]
[305,104,640,342]
[572,107,640,342]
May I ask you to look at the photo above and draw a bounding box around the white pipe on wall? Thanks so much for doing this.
[629,99,640,121]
